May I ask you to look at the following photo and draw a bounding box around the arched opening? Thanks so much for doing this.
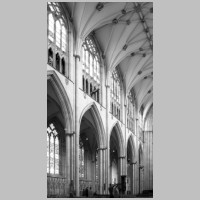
[109,123,124,188]
[48,48,53,66]
[47,71,74,198]
[126,136,136,195]
[56,53,60,71]
[86,79,88,94]
[90,83,93,96]
[61,57,65,75]
[79,104,105,196]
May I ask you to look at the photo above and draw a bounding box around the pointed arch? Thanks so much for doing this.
[110,121,125,157]
[47,70,74,133]
[79,102,106,148]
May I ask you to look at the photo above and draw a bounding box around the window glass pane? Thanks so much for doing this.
[56,21,61,47]
[55,137,59,174]
[50,134,54,174]
[48,14,54,42]
[90,55,93,77]
[62,26,66,52]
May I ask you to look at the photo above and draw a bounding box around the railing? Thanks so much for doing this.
[47,176,69,198]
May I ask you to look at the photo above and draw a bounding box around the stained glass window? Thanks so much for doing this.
[110,68,121,120]
[82,36,101,102]
[47,123,59,175]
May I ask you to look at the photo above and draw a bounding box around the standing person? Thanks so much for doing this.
[109,184,114,198]
[89,187,92,197]
[85,187,89,197]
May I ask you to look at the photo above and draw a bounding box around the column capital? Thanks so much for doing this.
[97,147,107,151]
[131,161,137,165]
[118,156,126,159]
[73,54,80,61]
[64,130,75,136]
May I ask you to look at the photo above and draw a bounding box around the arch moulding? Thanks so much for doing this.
[79,102,106,149]
[47,70,74,133]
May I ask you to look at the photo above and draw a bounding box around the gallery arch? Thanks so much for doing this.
[109,123,125,186]
[126,135,136,195]
[79,103,106,196]
[47,71,74,197]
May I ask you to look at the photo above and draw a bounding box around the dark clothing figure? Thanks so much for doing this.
[109,184,114,198]
[82,189,85,196]
[85,187,89,197]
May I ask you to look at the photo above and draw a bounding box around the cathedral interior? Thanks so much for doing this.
[47,2,153,198]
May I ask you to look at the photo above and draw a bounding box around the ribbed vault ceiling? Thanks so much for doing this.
[62,2,153,118]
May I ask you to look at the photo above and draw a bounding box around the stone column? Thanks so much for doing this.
[64,130,74,196]
[119,156,125,176]
[132,161,137,196]
[74,54,80,196]
[105,85,110,194]
[98,148,103,194]
[70,133,74,181]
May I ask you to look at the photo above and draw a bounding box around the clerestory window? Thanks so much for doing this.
[110,68,121,120]
[82,36,101,103]
[47,2,69,77]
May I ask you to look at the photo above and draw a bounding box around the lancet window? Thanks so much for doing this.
[47,123,60,175]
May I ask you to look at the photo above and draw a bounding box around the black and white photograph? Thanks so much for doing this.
[47,2,153,198]
[2,0,200,200]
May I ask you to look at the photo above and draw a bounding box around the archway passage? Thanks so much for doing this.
[79,109,101,197]
[109,126,123,187]
[47,81,67,198]
[47,73,74,198]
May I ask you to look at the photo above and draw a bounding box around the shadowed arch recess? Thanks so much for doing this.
[79,102,106,149]
[47,70,74,133]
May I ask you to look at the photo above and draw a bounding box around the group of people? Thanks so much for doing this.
[82,187,97,197]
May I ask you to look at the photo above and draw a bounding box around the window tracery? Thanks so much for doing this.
[47,2,69,77]
[47,123,59,175]
[82,36,101,103]
[110,68,121,120]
